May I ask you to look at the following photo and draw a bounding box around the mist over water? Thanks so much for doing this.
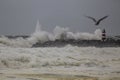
[0,21,102,48]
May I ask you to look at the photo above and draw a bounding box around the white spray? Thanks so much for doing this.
[0,20,102,47]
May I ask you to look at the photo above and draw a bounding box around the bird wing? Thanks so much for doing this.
[85,16,97,22]
[97,16,109,24]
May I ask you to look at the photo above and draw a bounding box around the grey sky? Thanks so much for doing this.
[0,0,120,35]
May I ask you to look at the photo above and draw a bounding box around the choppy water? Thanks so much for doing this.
[0,46,120,79]
[0,35,120,80]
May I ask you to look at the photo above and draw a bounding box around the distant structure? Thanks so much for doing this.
[85,15,109,41]
[85,15,109,26]
[102,28,106,41]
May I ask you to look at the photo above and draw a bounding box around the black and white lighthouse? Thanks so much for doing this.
[102,28,106,41]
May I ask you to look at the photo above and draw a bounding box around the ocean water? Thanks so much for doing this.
[0,26,120,79]
[0,44,120,80]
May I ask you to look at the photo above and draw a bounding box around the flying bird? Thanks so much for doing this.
[85,15,109,26]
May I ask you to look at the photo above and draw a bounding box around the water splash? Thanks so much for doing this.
[0,20,103,47]
[35,20,41,33]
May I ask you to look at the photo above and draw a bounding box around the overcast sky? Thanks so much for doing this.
[0,0,120,35]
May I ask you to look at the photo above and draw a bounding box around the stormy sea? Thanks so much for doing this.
[0,24,120,80]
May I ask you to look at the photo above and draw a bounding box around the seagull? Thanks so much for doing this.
[85,15,109,26]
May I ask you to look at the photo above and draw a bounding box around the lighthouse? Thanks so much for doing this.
[102,28,106,41]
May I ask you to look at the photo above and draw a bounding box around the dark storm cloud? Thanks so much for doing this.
[0,0,120,35]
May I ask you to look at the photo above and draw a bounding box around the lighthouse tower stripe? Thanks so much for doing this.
[102,33,106,38]
[102,29,106,41]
